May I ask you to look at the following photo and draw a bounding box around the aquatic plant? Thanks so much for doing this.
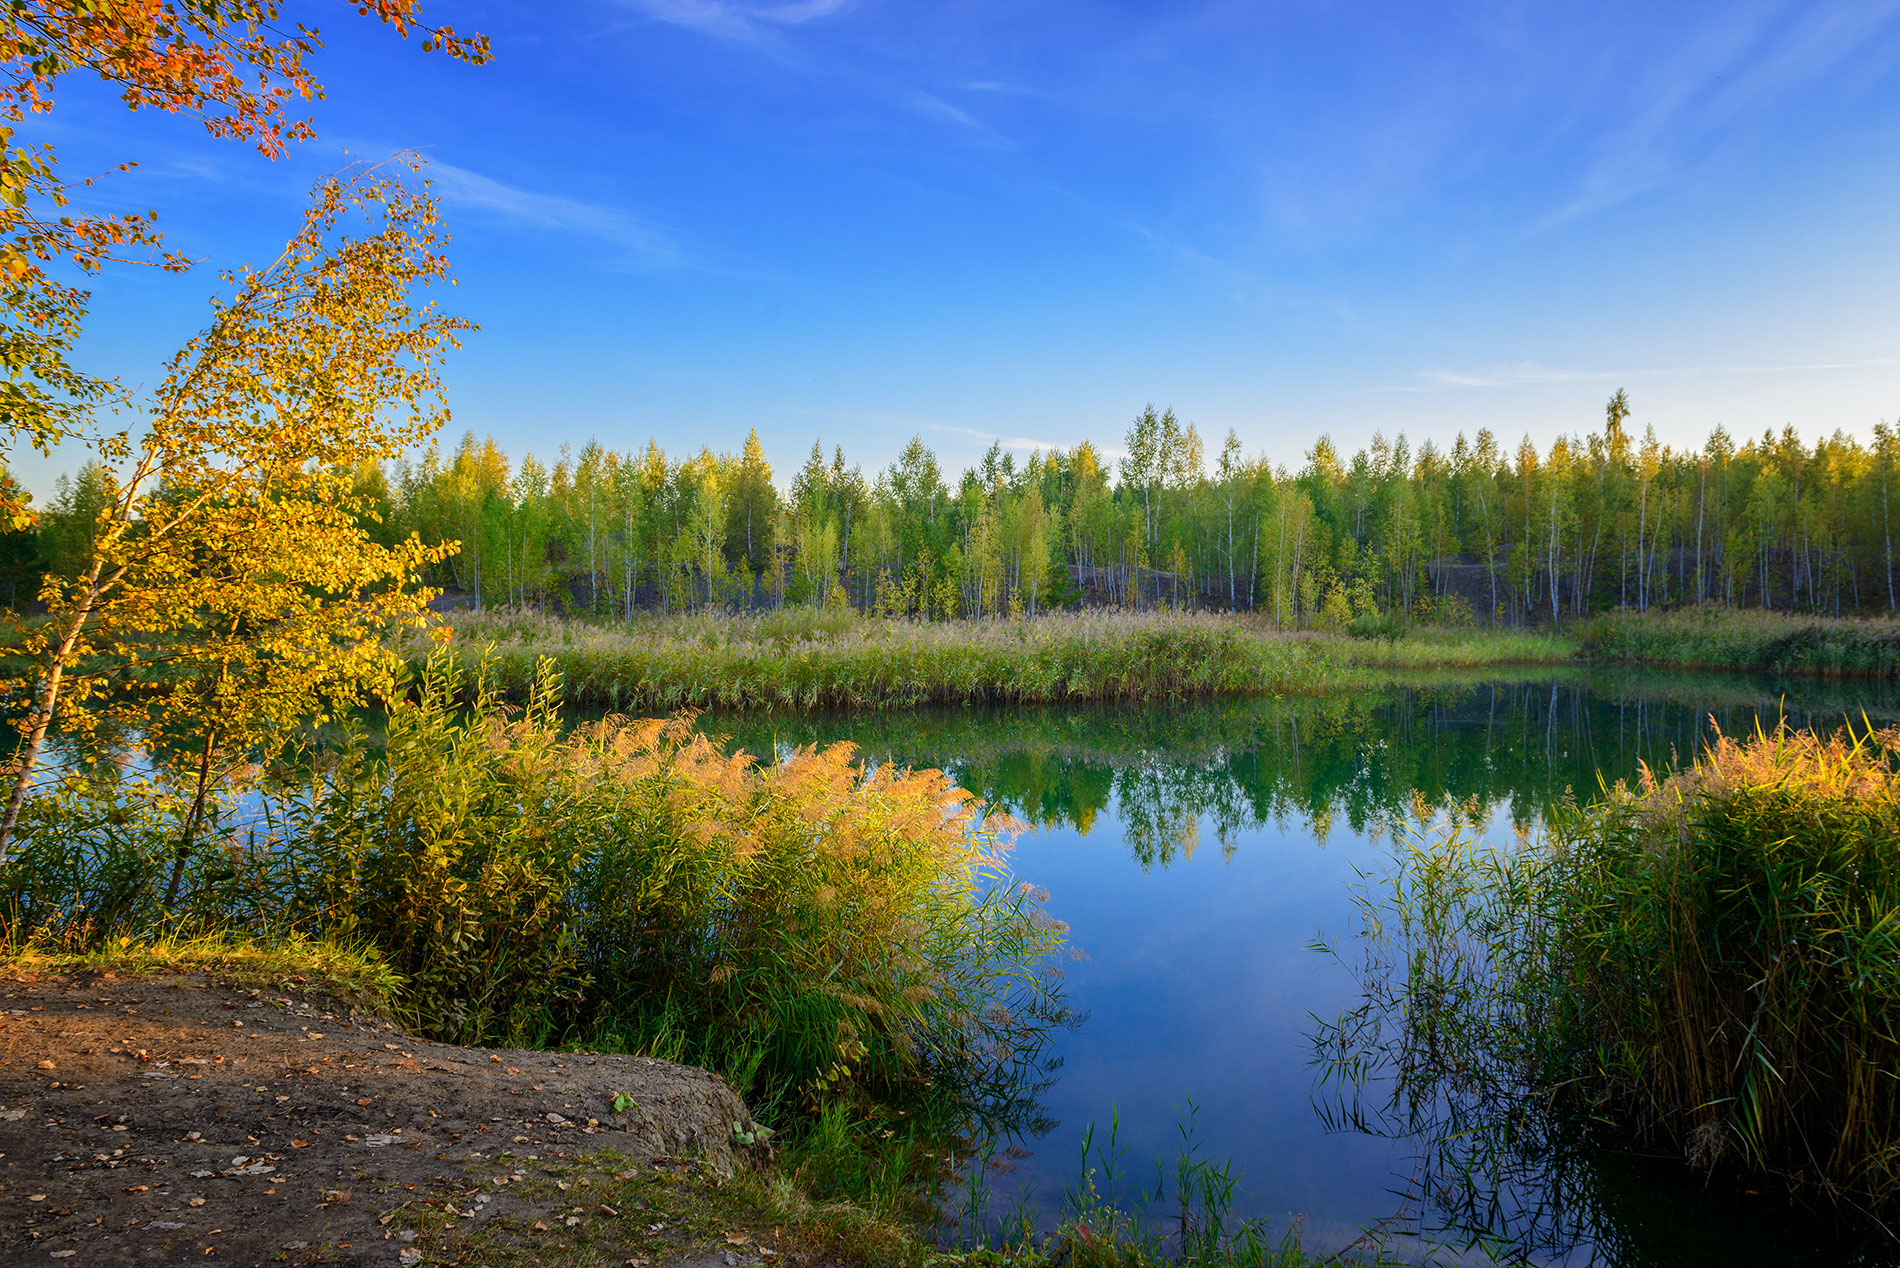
[956,1104,1325,1268]
[1316,718,1900,1218]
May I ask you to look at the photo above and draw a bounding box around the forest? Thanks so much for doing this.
[21,391,1891,627]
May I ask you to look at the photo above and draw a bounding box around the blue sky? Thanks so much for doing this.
[22,0,1900,494]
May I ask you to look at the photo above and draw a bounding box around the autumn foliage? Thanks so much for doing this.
[0,159,469,863]
[0,0,486,489]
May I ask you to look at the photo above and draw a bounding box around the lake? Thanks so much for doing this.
[716,671,1900,1267]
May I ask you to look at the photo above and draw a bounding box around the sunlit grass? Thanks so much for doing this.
[412,608,1579,710]
[1327,625,1577,669]
[1318,718,1900,1214]
[0,930,402,1003]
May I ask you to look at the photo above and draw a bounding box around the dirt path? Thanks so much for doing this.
[0,967,773,1266]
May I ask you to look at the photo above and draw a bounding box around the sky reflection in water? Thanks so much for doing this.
[718,673,1900,1267]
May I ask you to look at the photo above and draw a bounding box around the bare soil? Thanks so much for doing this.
[0,967,773,1266]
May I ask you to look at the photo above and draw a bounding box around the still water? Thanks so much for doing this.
[718,672,1900,1267]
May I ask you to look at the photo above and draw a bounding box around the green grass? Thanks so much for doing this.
[378,1136,1349,1268]
[1318,718,1900,1215]
[409,608,1575,711]
[1584,605,1900,676]
[1327,624,1576,670]
[0,930,402,1002]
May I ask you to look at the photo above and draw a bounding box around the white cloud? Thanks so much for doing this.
[913,92,981,131]
[623,0,850,41]
[1539,1,1900,228]
[1364,357,1897,393]
[425,160,684,269]
[925,421,1123,460]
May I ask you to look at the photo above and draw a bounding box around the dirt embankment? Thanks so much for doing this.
[0,968,771,1265]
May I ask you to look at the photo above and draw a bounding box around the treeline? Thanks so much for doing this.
[15,392,1900,623]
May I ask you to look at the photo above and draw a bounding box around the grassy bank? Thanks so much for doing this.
[1584,605,1900,676]
[0,652,1383,1264]
[2,656,1069,1127]
[412,608,1575,710]
[1319,719,1900,1215]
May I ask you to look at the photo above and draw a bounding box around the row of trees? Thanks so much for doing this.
[27,393,1886,626]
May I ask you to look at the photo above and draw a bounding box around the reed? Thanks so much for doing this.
[953,1105,1329,1268]
[0,653,1072,1124]
[1546,721,1900,1206]
[1584,605,1900,677]
[409,608,1574,711]
[1318,719,1900,1214]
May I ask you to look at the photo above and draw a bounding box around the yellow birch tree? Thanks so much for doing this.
[0,159,468,870]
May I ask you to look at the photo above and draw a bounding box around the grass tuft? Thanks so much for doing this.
[0,930,401,1003]
[1318,717,1900,1214]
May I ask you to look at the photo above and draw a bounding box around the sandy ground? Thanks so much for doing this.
[0,966,770,1266]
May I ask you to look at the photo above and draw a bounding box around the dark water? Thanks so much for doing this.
[714,672,1900,1267]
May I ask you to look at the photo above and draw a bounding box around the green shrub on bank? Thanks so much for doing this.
[1584,605,1900,676]
[1319,721,1900,1212]
[1,656,1070,1121]
[305,657,1069,1113]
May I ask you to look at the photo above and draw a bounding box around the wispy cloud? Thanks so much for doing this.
[793,408,1116,459]
[1723,356,1899,375]
[1363,357,1897,393]
[913,91,981,131]
[623,0,850,41]
[924,421,1077,455]
[426,160,685,270]
[1539,1,1900,228]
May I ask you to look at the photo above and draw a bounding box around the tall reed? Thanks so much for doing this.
[409,608,1571,711]
[1547,721,1900,1204]
[0,653,1072,1122]
[1317,720,1900,1214]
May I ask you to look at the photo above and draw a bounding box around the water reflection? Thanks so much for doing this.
[717,670,1900,865]
[712,673,1900,1266]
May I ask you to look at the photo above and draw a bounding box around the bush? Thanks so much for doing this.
[1344,611,1406,641]
[1,653,1070,1125]
[1547,722,1900,1203]
[289,654,1070,1114]
[1319,720,1900,1211]
[0,766,289,950]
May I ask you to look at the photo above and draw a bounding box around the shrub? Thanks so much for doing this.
[1344,612,1406,641]
[0,765,286,950]
[290,654,1070,1114]
[1,652,1070,1124]
[1547,722,1900,1203]
[1319,720,1900,1212]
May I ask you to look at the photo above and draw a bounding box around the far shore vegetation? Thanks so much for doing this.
[400,604,1900,713]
